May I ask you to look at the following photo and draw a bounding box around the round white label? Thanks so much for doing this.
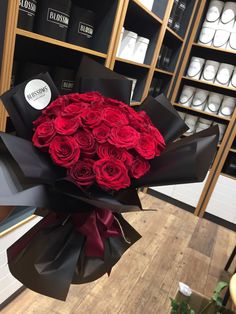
[24,79,52,110]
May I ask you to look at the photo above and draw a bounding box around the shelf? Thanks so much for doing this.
[166,27,184,42]
[192,43,236,56]
[229,148,236,154]
[115,57,151,69]
[131,0,162,24]
[221,172,236,180]
[131,101,141,106]
[174,103,231,122]
[16,28,107,59]
[155,68,174,76]
[182,76,236,95]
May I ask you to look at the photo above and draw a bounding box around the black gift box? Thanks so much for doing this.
[16,61,51,84]
[18,0,37,32]
[172,0,186,34]
[34,0,71,41]
[67,5,95,48]
[52,66,75,95]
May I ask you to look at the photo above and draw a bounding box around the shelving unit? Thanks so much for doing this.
[168,0,236,225]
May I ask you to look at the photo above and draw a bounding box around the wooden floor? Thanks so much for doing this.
[2,193,236,314]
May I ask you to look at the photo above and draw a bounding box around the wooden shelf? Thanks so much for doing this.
[183,76,236,93]
[166,26,184,42]
[155,68,174,76]
[229,148,236,154]
[115,57,151,69]
[174,103,231,122]
[221,172,236,180]
[16,28,107,59]
[192,42,236,56]
[131,0,162,24]
[131,101,141,106]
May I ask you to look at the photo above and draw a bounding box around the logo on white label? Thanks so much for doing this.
[24,79,51,110]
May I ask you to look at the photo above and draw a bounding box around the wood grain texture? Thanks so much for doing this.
[1,193,235,314]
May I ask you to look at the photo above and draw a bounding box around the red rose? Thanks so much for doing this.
[82,109,102,128]
[74,129,96,156]
[32,121,56,149]
[148,126,166,156]
[135,133,156,159]
[92,123,110,143]
[102,107,129,127]
[108,126,140,149]
[54,116,81,135]
[93,158,130,190]
[49,136,80,168]
[61,104,83,118]
[78,92,104,103]
[43,96,68,117]
[33,115,51,128]
[130,156,150,179]
[68,159,95,187]
[97,143,133,167]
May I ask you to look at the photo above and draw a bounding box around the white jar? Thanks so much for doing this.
[226,21,236,51]
[217,123,227,142]
[132,36,150,64]
[213,29,231,49]
[198,21,218,46]
[205,0,224,23]
[218,96,236,117]
[116,27,125,57]
[191,89,208,111]
[125,76,137,101]
[119,30,138,60]
[215,63,234,86]
[179,85,196,107]
[220,2,236,29]
[229,67,236,88]
[139,0,154,11]
[187,57,205,79]
[185,114,198,135]
[178,111,186,120]
[201,60,220,83]
[204,92,223,114]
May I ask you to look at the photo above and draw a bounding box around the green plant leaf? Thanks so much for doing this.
[170,298,179,312]
[214,281,228,294]
[180,301,189,314]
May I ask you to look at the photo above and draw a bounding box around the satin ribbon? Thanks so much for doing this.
[72,208,122,257]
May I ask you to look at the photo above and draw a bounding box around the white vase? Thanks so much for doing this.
[217,123,227,142]
[116,27,125,57]
[220,2,236,28]
[204,92,223,114]
[201,60,220,83]
[178,111,186,120]
[215,63,234,86]
[205,0,224,23]
[187,57,205,79]
[198,21,218,46]
[229,67,236,88]
[218,96,236,117]
[119,30,138,61]
[226,21,236,51]
[191,89,208,111]
[213,29,231,49]
[179,85,196,107]
[184,114,198,135]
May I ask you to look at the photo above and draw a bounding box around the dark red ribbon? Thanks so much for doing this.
[72,208,122,257]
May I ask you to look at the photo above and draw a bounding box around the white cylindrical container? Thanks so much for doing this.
[116,27,125,57]
[125,77,137,101]
[187,57,205,80]
[215,63,234,86]
[205,0,224,23]
[132,36,150,64]
[139,0,154,11]
[200,60,220,83]
[178,111,186,120]
[229,67,236,88]
[184,114,198,135]
[191,89,208,111]
[179,85,196,107]
[220,2,236,29]
[218,96,236,117]
[217,123,227,142]
[195,121,210,132]
[226,21,236,52]
[119,30,138,60]
[198,21,218,46]
[204,92,223,114]
[213,29,231,49]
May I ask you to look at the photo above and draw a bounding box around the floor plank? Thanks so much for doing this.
[1,193,235,314]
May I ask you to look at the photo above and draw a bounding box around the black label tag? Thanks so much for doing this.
[61,80,75,90]
[47,8,69,28]
[78,22,94,38]
[19,0,37,16]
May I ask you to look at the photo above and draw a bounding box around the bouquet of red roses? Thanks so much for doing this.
[0,56,219,300]
[32,92,165,191]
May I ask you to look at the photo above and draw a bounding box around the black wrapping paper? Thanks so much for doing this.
[7,212,141,300]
